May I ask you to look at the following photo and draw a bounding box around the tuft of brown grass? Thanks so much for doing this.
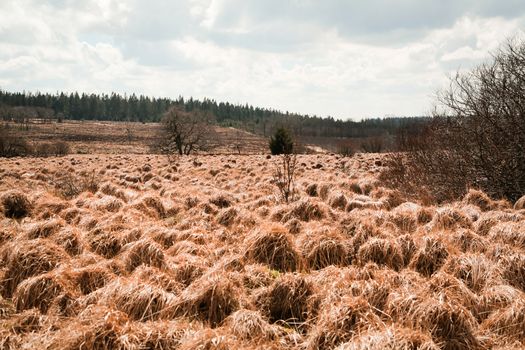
[53,228,83,256]
[86,278,176,322]
[223,309,279,341]
[1,191,32,219]
[357,238,404,271]
[303,234,348,270]
[216,207,238,226]
[122,239,166,272]
[307,296,381,349]
[0,239,67,298]
[246,227,301,272]
[283,199,326,222]
[431,207,472,230]
[335,326,439,350]
[482,297,525,346]
[174,274,241,327]
[329,192,348,210]
[410,237,449,277]
[26,219,64,239]
[86,228,122,259]
[500,254,525,292]
[464,189,496,211]
[256,273,315,328]
[13,274,62,314]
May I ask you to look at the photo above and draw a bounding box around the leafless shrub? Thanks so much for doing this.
[273,153,298,203]
[382,39,525,203]
[53,170,99,199]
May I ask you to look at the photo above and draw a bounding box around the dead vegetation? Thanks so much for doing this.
[0,153,524,349]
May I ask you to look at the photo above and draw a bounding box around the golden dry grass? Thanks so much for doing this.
[0,152,524,349]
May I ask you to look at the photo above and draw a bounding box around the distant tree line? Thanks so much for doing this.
[0,89,429,142]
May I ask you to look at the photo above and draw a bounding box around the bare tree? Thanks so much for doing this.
[158,106,217,157]
[273,153,298,203]
[383,38,525,202]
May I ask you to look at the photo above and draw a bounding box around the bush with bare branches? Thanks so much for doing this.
[383,39,525,203]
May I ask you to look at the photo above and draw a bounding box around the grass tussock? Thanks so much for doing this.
[307,296,381,349]
[410,237,449,277]
[357,238,404,271]
[256,273,315,327]
[303,233,348,270]
[246,227,301,272]
[283,199,326,222]
[481,297,525,345]
[122,239,166,272]
[174,274,241,327]
[0,239,67,298]
[13,274,62,314]
[1,191,32,219]
[86,228,122,259]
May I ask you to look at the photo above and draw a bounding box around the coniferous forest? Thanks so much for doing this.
[0,89,428,140]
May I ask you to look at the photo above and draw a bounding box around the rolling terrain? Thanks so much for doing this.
[1,152,525,349]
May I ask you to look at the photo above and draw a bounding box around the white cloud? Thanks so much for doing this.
[0,0,524,119]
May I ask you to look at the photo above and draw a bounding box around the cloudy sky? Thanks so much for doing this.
[1,0,524,120]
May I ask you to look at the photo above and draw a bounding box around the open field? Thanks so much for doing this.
[1,153,525,349]
[6,120,272,154]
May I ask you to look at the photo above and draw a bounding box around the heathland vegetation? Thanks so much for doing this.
[0,38,524,349]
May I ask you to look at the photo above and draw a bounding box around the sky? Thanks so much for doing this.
[1,1,524,120]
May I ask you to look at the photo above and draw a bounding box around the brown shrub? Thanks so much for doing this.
[0,239,67,298]
[357,238,404,271]
[410,237,449,277]
[1,191,32,219]
[256,273,315,327]
[246,228,301,272]
[13,274,62,314]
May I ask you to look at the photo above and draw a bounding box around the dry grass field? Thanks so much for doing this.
[8,120,271,154]
[1,152,525,349]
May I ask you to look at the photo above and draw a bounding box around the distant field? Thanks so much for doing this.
[7,119,273,154]
[1,152,525,349]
